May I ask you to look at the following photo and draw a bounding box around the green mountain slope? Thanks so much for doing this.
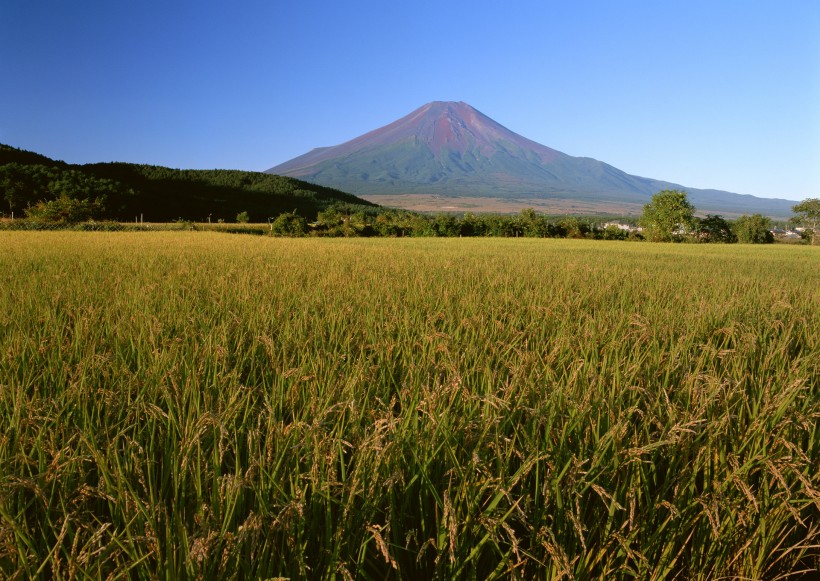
[1,144,377,222]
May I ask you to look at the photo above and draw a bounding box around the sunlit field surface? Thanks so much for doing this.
[1,232,818,579]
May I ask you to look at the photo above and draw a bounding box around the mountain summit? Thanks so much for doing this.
[268,101,568,193]
[267,101,794,217]
[272,101,561,169]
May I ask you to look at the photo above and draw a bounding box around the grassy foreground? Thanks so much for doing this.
[0,232,818,579]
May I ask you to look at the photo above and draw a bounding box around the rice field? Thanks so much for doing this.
[0,232,818,579]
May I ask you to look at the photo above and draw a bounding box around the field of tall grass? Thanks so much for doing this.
[0,232,818,579]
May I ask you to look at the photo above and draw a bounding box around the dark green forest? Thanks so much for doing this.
[0,144,376,222]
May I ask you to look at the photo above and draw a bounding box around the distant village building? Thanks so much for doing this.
[602,222,641,232]
[770,227,803,240]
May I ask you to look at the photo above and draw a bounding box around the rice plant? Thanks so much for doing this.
[0,232,817,579]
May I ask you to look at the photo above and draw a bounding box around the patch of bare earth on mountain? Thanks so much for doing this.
[360,194,644,216]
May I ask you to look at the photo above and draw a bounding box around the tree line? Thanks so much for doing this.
[267,195,817,244]
[638,189,819,244]
[269,207,625,239]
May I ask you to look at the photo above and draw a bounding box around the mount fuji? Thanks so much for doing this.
[267,101,794,217]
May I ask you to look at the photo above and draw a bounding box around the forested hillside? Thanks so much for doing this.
[0,144,376,222]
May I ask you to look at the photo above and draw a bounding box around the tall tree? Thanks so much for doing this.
[639,189,696,242]
[695,214,736,243]
[0,163,40,214]
[270,212,307,236]
[733,214,774,244]
[791,198,820,245]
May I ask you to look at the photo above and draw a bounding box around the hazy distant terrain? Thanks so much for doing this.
[357,193,648,215]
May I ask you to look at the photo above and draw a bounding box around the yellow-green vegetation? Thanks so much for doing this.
[1,232,818,579]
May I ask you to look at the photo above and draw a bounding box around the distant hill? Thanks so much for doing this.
[0,144,377,221]
[268,101,797,219]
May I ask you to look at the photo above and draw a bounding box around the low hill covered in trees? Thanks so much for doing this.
[0,144,377,222]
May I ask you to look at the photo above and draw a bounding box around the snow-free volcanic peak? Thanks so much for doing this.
[271,101,562,175]
[370,100,562,161]
[267,101,795,218]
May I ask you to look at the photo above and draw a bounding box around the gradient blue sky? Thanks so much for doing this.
[2,0,818,201]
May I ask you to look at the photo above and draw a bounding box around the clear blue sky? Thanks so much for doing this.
[2,0,818,201]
